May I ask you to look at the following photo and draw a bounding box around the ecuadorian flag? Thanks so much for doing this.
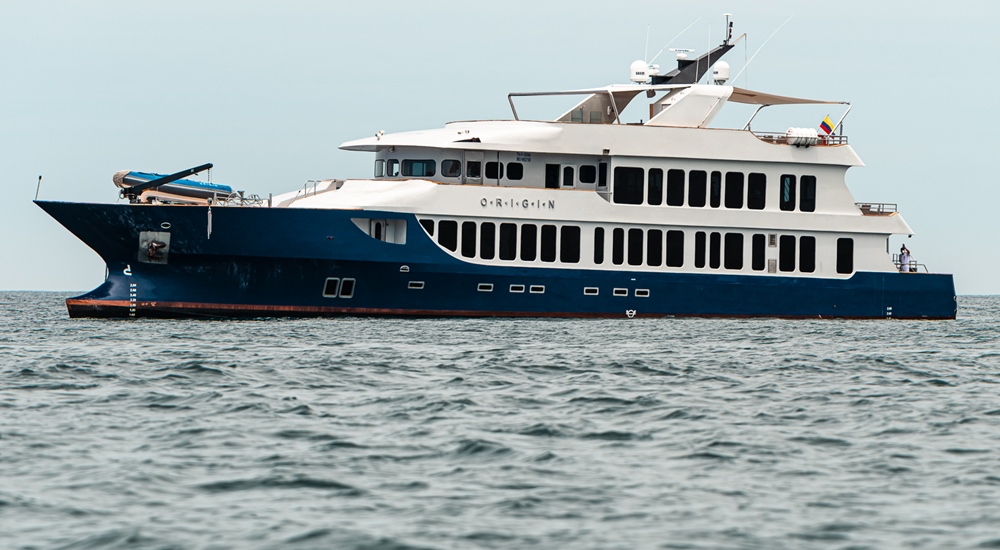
[819,115,834,135]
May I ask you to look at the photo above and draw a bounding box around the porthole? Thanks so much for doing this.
[160,222,171,229]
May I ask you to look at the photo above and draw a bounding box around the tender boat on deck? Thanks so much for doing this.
[36,22,956,319]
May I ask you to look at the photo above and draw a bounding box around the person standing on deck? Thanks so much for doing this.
[899,245,912,273]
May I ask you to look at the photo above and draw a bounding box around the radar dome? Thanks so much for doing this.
[712,61,730,85]
[630,60,649,83]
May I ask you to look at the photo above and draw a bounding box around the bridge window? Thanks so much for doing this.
[507,162,523,180]
[466,161,481,179]
[374,159,385,177]
[689,170,707,207]
[667,169,685,206]
[598,163,608,188]
[545,164,560,189]
[580,165,597,184]
[613,167,644,205]
[485,161,503,180]
[387,159,400,177]
[442,159,461,178]
[402,159,435,177]
[748,173,766,210]
[563,166,574,187]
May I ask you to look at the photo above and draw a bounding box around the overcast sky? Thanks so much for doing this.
[2,0,998,294]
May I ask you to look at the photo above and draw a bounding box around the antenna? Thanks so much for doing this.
[35,175,42,201]
[731,14,795,83]
[649,17,702,64]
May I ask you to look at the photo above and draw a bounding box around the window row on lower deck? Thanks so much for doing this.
[419,219,855,275]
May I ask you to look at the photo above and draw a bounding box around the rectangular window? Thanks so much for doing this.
[438,220,457,252]
[695,231,707,268]
[724,233,744,270]
[322,278,340,298]
[560,226,581,263]
[499,223,517,261]
[598,163,608,188]
[688,170,707,207]
[580,165,597,184]
[419,219,435,236]
[837,238,854,274]
[635,289,650,298]
[339,278,355,299]
[541,224,557,262]
[442,159,461,178]
[480,222,496,260]
[374,159,385,177]
[647,229,663,266]
[666,230,684,267]
[485,161,503,180]
[752,233,766,271]
[709,232,721,269]
[800,175,817,212]
[779,175,796,211]
[748,173,766,210]
[725,172,744,209]
[584,287,599,296]
[779,235,796,272]
[408,281,425,290]
[613,167,644,205]
[627,228,644,266]
[799,236,816,273]
[710,171,722,208]
[387,159,400,177]
[461,221,476,258]
[563,166,574,187]
[510,284,525,293]
[529,285,545,294]
[478,283,494,292]
[612,228,625,265]
[545,164,560,189]
[506,162,523,180]
[402,159,436,177]
[613,288,628,297]
[520,224,537,261]
[666,169,685,206]
[466,161,481,179]
[594,227,605,264]
[647,168,663,205]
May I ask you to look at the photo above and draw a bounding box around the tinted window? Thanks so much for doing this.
[594,227,605,264]
[779,175,796,211]
[466,161,481,179]
[647,168,663,205]
[710,171,722,208]
[439,220,457,251]
[689,170,707,207]
[387,159,400,177]
[837,238,854,274]
[520,224,537,261]
[799,236,815,272]
[598,163,608,187]
[752,233,766,271]
[442,159,461,178]
[666,169,685,206]
[580,165,597,184]
[419,219,434,236]
[695,231,706,268]
[560,226,581,263]
[480,222,495,260]
[628,228,644,266]
[506,162,523,180]
[779,235,796,272]
[485,161,503,180]
[563,166,574,187]
[748,173,766,210]
[709,232,721,268]
[545,164,560,189]
[402,159,436,177]
[800,175,816,212]
[647,229,663,266]
[612,228,625,265]
[499,223,517,260]
[725,172,744,209]
[541,225,557,262]
[613,167,644,204]
[666,230,684,267]
[461,221,476,258]
[724,233,744,270]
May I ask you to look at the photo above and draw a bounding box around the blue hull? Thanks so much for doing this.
[35,201,957,320]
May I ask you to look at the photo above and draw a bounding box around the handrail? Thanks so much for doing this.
[856,202,897,215]
[752,132,849,146]
[893,255,929,273]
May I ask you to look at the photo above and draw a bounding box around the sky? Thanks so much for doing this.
[2,0,998,294]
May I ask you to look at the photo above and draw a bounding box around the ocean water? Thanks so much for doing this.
[1,292,999,550]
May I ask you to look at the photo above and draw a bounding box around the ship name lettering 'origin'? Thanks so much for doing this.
[480,198,555,209]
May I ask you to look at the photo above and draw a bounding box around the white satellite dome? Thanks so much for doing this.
[712,61,730,85]
[629,60,649,83]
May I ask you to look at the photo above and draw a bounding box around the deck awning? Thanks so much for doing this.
[728,87,846,106]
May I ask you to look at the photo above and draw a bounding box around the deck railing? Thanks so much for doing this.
[856,202,897,215]
[752,132,849,146]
